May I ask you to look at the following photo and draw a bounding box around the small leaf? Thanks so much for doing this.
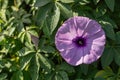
[41,46,55,53]
[54,74,62,80]
[80,64,89,75]
[104,0,115,12]
[113,47,120,66]
[22,14,31,19]
[116,32,120,44]
[101,47,114,67]
[34,0,51,7]
[58,62,75,73]
[38,53,51,72]
[100,21,115,40]
[18,31,25,43]
[93,5,107,18]
[8,27,16,36]
[0,0,8,20]
[94,77,105,80]
[58,71,69,80]
[35,4,52,26]
[0,73,7,80]
[60,0,75,3]
[43,20,50,37]
[95,70,108,78]
[25,0,31,4]
[28,28,38,37]
[49,4,60,34]
[0,35,6,45]
[14,0,22,7]
[95,67,114,79]
[25,32,31,44]
[103,67,113,73]
[93,0,100,5]
[11,70,24,80]
[23,71,31,80]
[107,77,116,80]
[117,67,120,76]
[56,2,73,18]
[79,0,91,5]
[45,73,55,80]
[100,17,118,29]
[29,54,40,80]
[20,51,34,70]
[22,18,31,24]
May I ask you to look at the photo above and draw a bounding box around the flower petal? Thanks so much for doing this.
[60,17,78,38]
[91,44,105,58]
[83,42,105,64]
[55,39,74,52]
[83,45,97,64]
[61,47,84,66]
[60,47,78,65]
[86,30,106,46]
[75,17,90,37]
[56,31,73,41]
[83,50,97,64]
[82,20,102,38]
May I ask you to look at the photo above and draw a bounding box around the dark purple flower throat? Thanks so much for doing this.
[72,37,86,47]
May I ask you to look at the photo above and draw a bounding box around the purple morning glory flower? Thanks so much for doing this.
[55,16,106,66]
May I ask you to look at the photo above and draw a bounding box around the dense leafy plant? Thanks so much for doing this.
[0,0,120,80]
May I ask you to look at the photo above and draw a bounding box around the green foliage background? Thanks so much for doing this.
[0,0,120,80]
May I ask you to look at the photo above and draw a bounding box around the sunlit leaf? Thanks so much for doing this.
[20,51,34,70]
[14,0,23,7]
[79,0,91,5]
[18,31,25,43]
[8,27,16,36]
[25,32,31,44]
[60,0,75,3]
[0,0,8,21]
